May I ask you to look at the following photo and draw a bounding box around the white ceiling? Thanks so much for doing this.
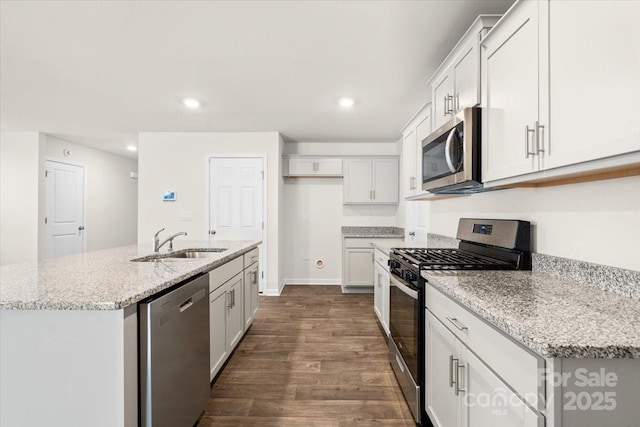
[0,0,514,158]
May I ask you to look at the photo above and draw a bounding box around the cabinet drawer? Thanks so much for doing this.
[426,284,544,410]
[209,256,243,292]
[344,238,377,248]
[243,247,259,268]
[374,248,389,272]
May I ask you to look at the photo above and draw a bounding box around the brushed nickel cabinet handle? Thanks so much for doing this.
[536,121,545,154]
[455,362,466,396]
[446,316,468,331]
[449,355,456,388]
[525,125,536,158]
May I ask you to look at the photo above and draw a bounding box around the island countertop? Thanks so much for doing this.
[0,240,260,311]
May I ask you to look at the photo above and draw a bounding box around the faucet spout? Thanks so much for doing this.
[156,231,187,252]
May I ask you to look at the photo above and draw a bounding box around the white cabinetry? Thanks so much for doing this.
[209,255,244,381]
[482,0,640,186]
[429,15,501,130]
[401,103,431,199]
[286,157,343,177]
[243,248,259,330]
[373,247,390,335]
[343,158,399,204]
[343,238,400,290]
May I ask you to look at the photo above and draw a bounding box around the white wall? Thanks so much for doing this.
[46,136,138,252]
[427,175,640,271]
[0,132,46,265]
[137,132,283,294]
[283,141,399,283]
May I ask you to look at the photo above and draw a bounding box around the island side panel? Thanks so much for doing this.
[0,309,134,427]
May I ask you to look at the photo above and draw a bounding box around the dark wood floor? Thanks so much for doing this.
[199,285,414,426]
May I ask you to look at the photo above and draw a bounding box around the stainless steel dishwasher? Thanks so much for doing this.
[139,273,209,427]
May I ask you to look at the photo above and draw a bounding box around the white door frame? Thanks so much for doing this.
[45,158,88,255]
[207,154,268,294]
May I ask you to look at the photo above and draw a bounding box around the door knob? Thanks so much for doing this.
[209,229,216,235]
[78,226,85,231]
[409,231,415,237]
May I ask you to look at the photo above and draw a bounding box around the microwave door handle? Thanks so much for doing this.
[444,128,458,173]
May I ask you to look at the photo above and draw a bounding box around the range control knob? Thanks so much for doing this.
[388,259,400,269]
[403,271,417,282]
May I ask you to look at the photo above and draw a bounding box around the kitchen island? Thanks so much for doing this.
[0,240,260,427]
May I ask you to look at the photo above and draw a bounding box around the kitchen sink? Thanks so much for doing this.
[131,248,228,262]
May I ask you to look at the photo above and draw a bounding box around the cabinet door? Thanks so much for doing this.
[373,262,384,325]
[288,158,316,176]
[343,159,373,203]
[433,71,455,130]
[426,310,462,427]
[345,248,374,287]
[402,129,417,196]
[315,159,343,176]
[381,268,390,335]
[453,41,479,112]
[243,263,259,330]
[464,350,542,427]
[482,0,541,182]
[372,158,399,204]
[209,286,228,381]
[546,1,640,169]
[226,274,244,351]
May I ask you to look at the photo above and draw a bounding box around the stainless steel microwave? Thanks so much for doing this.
[422,107,482,193]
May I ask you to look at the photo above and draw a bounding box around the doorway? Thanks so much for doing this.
[209,157,266,292]
[45,160,86,258]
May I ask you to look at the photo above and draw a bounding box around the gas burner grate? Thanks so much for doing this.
[395,248,514,270]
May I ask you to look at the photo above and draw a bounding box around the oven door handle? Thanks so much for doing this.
[391,275,418,300]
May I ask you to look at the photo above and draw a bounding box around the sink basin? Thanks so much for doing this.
[131,248,228,262]
[166,249,226,259]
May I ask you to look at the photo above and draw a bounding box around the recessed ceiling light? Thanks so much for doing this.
[182,98,201,109]
[126,145,138,152]
[338,97,355,109]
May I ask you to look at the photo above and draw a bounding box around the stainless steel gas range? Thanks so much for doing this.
[388,218,532,426]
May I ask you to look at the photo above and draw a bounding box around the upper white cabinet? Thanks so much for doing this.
[482,0,640,185]
[401,103,432,198]
[429,15,501,131]
[285,157,343,177]
[343,158,399,204]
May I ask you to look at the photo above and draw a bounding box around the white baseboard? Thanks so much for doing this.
[262,280,285,297]
[283,278,342,286]
[340,286,374,294]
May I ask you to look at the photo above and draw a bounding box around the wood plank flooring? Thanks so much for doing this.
[199,285,414,426]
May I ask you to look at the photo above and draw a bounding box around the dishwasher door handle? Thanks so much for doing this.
[179,299,193,312]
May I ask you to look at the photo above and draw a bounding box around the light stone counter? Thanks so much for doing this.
[424,269,640,359]
[0,240,260,310]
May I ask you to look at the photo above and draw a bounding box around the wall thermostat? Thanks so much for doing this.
[163,191,177,201]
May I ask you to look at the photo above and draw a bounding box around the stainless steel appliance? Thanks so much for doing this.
[388,218,531,426]
[422,107,483,194]
[139,273,209,427]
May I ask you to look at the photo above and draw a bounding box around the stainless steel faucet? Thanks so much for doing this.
[154,228,187,252]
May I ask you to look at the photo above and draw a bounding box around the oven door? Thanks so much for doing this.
[389,274,420,382]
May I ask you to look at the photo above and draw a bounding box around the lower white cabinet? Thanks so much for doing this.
[345,247,375,287]
[243,261,259,330]
[426,310,543,427]
[373,248,390,335]
[209,270,243,381]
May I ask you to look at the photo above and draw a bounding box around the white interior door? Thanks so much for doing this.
[45,160,85,258]
[405,201,428,242]
[209,157,265,292]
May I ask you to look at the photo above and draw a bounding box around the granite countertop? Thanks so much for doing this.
[342,226,404,239]
[0,240,260,311]
[424,269,640,359]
